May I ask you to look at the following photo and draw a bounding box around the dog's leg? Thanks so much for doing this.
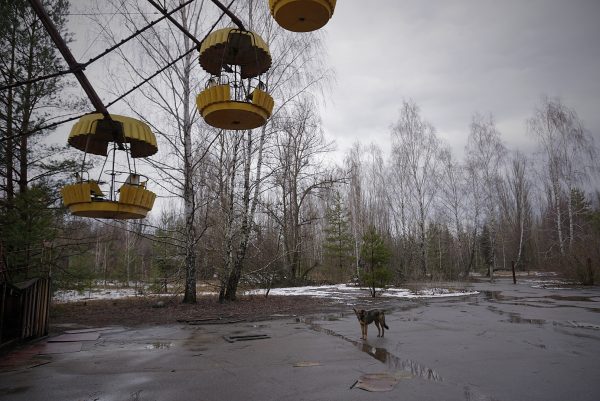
[375,320,381,337]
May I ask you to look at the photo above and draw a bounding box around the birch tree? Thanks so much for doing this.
[94,0,216,303]
[528,97,597,256]
[502,152,531,269]
[217,0,331,300]
[391,100,440,277]
[466,113,506,279]
[438,147,467,274]
[323,190,354,282]
[344,142,365,277]
[271,98,336,282]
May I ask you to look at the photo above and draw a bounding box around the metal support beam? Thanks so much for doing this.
[27,0,110,118]
[147,0,204,48]
[209,0,246,30]
[147,0,246,50]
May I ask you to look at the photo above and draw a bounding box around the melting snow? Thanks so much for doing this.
[245,284,478,300]
[53,288,150,303]
[54,284,478,303]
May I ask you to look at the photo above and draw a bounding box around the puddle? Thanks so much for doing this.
[506,313,546,325]
[0,386,31,396]
[305,318,442,382]
[565,321,600,330]
[545,295,593,302]
[145,342,172,350]
[359,343,442,381]
[481,291,519,302]
[486,306,546,325]
[223,334,270,343]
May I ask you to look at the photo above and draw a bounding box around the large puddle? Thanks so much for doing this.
[305,317,442,382]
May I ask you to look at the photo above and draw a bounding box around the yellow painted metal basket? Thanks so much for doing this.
[61,182,156,219]
[269,0,336,32]
[196,84,274,130]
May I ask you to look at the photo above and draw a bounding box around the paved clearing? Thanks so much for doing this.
[1,279,599,401]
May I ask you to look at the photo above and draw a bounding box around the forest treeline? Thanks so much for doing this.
[1,0,599,303]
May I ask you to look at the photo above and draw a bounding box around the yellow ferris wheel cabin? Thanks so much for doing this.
[197,28,275,130]
[269,0,336,32]
[62,114,158,220]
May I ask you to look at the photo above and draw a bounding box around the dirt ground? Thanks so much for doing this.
[50,294,344,332]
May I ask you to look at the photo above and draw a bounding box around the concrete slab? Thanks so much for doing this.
[0,351,51,372]
[48,332,100,342]
[34,342,82,354]
[64,327,116,334]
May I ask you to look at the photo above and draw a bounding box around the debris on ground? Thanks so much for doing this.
[352,371,412,392]
[293,361,321,367]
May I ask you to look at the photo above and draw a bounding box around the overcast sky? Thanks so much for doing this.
[59,0,600,165]
[319,0,600,161]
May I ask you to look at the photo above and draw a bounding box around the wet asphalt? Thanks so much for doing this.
[1,278,599,401]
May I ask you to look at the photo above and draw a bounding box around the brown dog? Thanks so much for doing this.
[353,308,389,340]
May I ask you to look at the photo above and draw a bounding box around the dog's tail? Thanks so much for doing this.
[383,314,389,330]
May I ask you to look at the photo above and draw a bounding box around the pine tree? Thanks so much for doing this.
[323,192,355,282]
[1,0,75,280]
[360,226,392,297]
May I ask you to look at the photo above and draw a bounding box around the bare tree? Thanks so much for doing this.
[529,96,597,256]
[270,98,337,282]
[344,142,365,278]
[363,144,389,233]
[438,147,467,274]
[391,100,440,277]
[216,0,332,300]
[503,152,531,269]
[466,113,506,280]
[463,160,483,276]
[93,0,218,303]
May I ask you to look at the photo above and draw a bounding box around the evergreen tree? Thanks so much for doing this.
[479,223,494,275]
[0,184,57,280]
[360,226,392,297]
[323,191,355,282]
[1,0,75,280]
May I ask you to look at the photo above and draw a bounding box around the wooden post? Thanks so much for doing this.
[511,260,516,284]
[0,284,6,343]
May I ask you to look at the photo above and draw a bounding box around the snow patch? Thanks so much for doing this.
[54,284,479,303]
[245,284,478,300]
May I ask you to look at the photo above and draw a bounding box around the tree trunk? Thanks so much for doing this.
[223,132,253,301]
[488,219,495,281]
[181,18,196,303]
[5,85,15,202]
[219,134,240,302]
[223,123,268,300]
[551,173,564,255]
[419,200,427,277]
[18,20,39,195]
[3,6,18,203]
[567,183,574,252]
